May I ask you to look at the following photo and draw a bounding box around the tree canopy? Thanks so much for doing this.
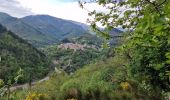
[80,0,170,91]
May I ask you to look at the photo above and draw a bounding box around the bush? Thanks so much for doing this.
[0,79,4,88]
[22,55,160,100]
[26,92,49,100]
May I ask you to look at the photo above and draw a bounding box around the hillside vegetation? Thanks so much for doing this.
[0,13,88,47]
[0,12,122,47]
[42,45,109,74]
[8,55,160,100]
[17,0,170,99]
[1,0,170,99]
[0,24,49,84]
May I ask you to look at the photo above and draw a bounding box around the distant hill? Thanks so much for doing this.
[21,15,87,45]
[0,12,122,47]
[0,12,51,47]
[109,28,123,46]
[68,20,90,31]
[0,24,49,83]
[0,12,87,47]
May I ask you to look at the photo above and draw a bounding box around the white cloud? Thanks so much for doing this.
[0,0,33,17]
[0,0,105,24]
[16,0,104,24]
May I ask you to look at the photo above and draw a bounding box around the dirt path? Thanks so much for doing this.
[9,76,49,91]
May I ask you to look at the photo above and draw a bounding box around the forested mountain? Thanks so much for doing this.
[0,12,87,47]
[0,12,122,47]
[0,24,49,83]
[0,12,51,47]
[21,15,87,39]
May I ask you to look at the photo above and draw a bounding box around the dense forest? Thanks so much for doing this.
[0,24,50,84]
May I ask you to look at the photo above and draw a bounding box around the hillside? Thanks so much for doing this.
[0,24,49,83]
[0,12,52,47]
[8,55,157,100]
[0,12,122,47]
[21,15,87,39]
[40,33,109,74]
[42,44,108,73]
[0,12,87,47]
[0,0,170,99]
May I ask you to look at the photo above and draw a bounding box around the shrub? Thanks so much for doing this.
[26,92,49,100]
[0,79,4,88]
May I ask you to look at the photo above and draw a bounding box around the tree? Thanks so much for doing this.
[0,68,23,99]
[80,0,170,91]
[0,79,4,88]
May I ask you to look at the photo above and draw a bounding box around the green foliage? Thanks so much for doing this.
[81,0,170,92]
[0,24,50,84]
[19,54,157,100]
[0,79,4,88]
[0,90,28,100]
[1,0,170,99]
[42,42,109,73]
[60,33,104,47]
[14,68,24,83]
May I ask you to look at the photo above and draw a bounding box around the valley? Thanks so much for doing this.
[0,12,118,100]
[0,12,89,47]
[0,0,170,99]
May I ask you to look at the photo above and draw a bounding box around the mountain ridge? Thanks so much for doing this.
[0,12,89,47]
[0,12,122,47]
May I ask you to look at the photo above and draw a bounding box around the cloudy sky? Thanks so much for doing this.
[0,0,104,24]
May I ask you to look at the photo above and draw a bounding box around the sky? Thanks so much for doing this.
[0,0,104,24]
